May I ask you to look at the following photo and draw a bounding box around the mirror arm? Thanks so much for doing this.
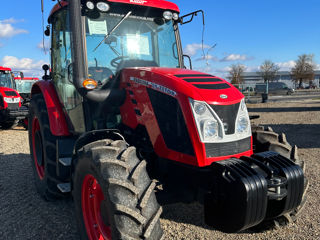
[183,55,193,70]
[180,10,205,25]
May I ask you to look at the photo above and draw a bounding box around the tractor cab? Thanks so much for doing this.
[0,67,28,129]
[14,77,39,102]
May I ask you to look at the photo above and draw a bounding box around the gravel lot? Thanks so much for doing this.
[0,99,319,240]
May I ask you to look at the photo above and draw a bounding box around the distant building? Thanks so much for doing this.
[241,70,320,88]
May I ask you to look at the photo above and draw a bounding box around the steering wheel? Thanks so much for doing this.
[110,56,129,68]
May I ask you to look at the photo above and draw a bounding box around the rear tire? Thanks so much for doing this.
[252,125,308,228]
[29,94,67,200]
[73,139,163,240]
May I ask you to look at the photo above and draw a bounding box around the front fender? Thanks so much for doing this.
[31,80,70,136]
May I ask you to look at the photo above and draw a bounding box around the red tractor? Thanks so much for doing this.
[0,66,28,129]
[29,0,307,239]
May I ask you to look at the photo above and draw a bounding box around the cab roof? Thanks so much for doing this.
[0,66,12,71]
[49,0,180,20]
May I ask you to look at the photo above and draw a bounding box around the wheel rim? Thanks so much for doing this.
[82,174,112,240]
[32,117,45,179]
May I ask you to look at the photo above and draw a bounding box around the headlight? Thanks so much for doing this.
[236,99,250,134]
[237,116,248,133]
[4,97,20,103]
[163,11,173,20]
[97,2,110,12]
[172,13,179,21]
[86,1,95,10]
[203,120,218,138]
[189,98,221,142]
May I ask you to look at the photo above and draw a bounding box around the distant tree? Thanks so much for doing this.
[257,60,280,83]
[228,64,246,85]
[291,54,315,88]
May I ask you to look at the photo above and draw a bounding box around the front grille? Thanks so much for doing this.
[7,103,19,110]
[4,91,17,96]
[175,74,214,78]
[147,88,194,156]
[210,103,240,135]
[205,137,251,158]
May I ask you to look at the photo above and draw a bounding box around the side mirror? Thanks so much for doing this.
[42,64,51,80]
[44,25,50,36]
[183,55,193,70]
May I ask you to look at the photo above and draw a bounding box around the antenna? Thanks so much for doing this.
[41,0,47,54]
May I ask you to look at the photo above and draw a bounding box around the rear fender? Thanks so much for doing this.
[31,80,70,136]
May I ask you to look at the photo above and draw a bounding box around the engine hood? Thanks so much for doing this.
[0,87,20,97]
[122,67,244,105]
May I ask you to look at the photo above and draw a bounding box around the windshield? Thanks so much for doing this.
[15,80,36,93]
[85,12,180,84]
[0,71,14,89]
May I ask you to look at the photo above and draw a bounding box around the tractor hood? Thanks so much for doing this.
[0,87,20,98]
[122,67,244,105]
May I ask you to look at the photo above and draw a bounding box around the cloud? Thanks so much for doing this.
[183,43,211,56]
[220,54,253,62]
[37,40,51,52]
[0,56,45,77]
[195,54,218,62]
[0,18,28,38]
[275,60,296,71]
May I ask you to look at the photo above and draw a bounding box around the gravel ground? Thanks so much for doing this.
[0,99,319,240]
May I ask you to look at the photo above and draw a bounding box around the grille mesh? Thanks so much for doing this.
[205,137,251,158]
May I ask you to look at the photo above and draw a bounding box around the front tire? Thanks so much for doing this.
[73,139,163,240]
[0,119,18,129]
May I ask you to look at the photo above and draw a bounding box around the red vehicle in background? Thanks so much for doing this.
[0,66,28,129]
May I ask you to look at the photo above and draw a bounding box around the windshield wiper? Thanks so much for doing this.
[93,11,132,52]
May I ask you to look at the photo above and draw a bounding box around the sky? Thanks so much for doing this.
[0,0,319,78]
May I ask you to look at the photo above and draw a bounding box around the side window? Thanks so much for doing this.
[51,9,80,110]
[51,8,85,133]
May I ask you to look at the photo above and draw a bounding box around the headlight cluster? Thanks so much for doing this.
[163,11,179,21]
[190,98,251,143]
[3,97,20,103]
[189,99,221,142]
[236,99,250,134]
[86,1,110,12]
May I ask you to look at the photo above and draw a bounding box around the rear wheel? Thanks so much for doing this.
[73,139,163,240]
[29,94,67,200]
[252,125,308,228]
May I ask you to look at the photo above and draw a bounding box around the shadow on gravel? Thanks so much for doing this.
[248,106,320,112]
[259,124,320,149]
[0,153,79,239]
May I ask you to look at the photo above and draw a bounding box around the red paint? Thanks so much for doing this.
[32,117,45,180]
[120,68,252,167]
[31,80,70,136]
[0,66,12,71]
[14,77,39,81]
[49,0,179,19]
[82,174,111,240]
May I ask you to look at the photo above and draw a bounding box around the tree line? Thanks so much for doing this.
[228,54,317,88]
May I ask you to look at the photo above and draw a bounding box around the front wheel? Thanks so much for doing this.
[73,139,163,240]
